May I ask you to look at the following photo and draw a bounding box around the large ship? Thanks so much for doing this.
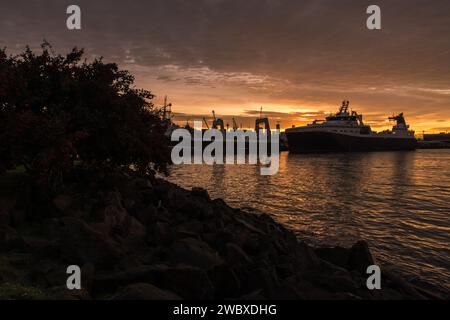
[286,101,417,153]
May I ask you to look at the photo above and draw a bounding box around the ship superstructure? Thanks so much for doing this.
[286,101,417,153]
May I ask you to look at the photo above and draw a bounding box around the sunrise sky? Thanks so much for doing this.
[1,0,449,132]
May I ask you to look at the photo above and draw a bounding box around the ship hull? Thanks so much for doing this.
[286,131,417,153]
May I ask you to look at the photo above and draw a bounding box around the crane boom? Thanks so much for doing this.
[203,117,210,129]
[232,117,238,131]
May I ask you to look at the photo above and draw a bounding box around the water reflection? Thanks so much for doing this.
[168,150,450,294]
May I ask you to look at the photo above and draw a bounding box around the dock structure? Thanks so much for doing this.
[423,133,450,143]
[418,132,450,149]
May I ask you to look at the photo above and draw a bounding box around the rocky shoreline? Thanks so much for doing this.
[0,170,441,300]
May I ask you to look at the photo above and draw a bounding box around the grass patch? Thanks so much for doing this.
[0,283,47,300]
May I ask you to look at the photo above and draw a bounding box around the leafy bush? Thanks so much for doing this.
[0,43,170,189]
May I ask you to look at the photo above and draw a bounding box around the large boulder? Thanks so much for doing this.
[293,241,322,270]
[165,238,224,270]
[191,187,210,201]
[93,191,146,239]
[314,269,358,294]
[94,264,214,299]
[208,264,241,299]
[58,217,125,268]
[52,194,87,219]
[133,177,153,190]
[151,265,215,299]
[134,205,157,226]
[243,267,280,299]
[348,241,375,274]
[225,243,253,266]
[146,221,174,246]
[272,280,305,300]
[315,246,350,270]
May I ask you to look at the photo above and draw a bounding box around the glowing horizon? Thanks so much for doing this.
[1,0,449,134]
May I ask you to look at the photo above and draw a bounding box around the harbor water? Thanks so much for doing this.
[168,149,450,295]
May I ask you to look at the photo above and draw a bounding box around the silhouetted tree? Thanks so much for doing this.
[0,43,170,189]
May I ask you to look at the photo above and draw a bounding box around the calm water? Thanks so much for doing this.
[167,150,450,295]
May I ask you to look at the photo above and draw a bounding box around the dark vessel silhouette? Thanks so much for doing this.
[286,101,417,153]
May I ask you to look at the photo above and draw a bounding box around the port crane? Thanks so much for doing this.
[161,95,173,121]
[211,110,225,130]
[202,117,210,129]
[232,117,239,131]
[255,106,271,133]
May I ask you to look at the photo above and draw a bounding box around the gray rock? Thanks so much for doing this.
[208,264,241,298]
[225,243,253,266]
[274,263,295,280]
[59,217,125,267]
[152,265,214,299]
[294,241,322,270]
[348,241,375,274]
[244,267,280,299]
[191,187,210,201]
[135,205,157,225]
[315,246,350,270]
[133,178,153,190]
[93,195,146,240]
[147,221,174,245]
[166,238,223,270]
[382,268,426,299]
[96,264,214,299]
[82,263,96,292]
[320,270,358,294]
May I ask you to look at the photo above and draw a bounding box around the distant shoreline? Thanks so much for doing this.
[417,140,450,149]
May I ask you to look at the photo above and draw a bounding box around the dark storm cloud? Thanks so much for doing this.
[2,0,449,84]
[1,0,449,130]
